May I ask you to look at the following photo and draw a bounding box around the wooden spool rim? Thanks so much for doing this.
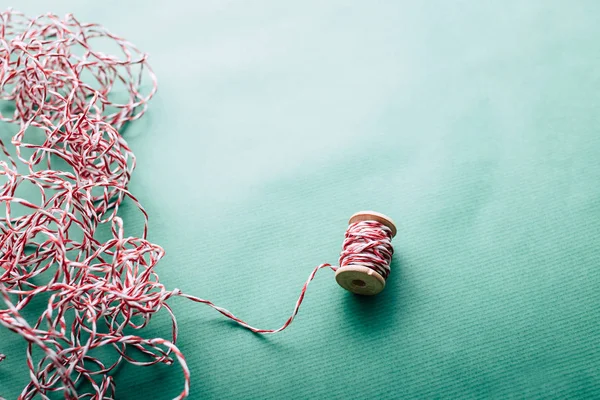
[335,266,386,295]
[348,210,397,238]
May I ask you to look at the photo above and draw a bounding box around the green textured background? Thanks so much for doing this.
[2,1,600,398]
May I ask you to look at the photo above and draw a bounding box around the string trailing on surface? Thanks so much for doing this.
[0,9,394,399]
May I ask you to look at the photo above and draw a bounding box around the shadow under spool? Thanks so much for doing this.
[335,211,397,296]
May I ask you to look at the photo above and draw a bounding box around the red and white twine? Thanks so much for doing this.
[0,10,394,399]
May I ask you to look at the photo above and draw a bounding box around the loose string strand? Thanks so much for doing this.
[0,9,394,399]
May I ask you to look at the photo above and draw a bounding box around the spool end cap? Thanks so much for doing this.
[349,211,397,238]
[335,266,386,295]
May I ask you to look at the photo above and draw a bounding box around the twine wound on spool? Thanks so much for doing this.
[336,211,396,295]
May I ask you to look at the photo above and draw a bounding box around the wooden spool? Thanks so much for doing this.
[335,211,397,295]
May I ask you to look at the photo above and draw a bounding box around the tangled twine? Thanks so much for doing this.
[0,9,394,399]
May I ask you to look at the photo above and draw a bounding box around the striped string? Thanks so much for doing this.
[340,221,394,279]
[0,9,394,399]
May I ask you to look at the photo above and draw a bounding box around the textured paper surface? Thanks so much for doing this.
[2,1,600,398]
